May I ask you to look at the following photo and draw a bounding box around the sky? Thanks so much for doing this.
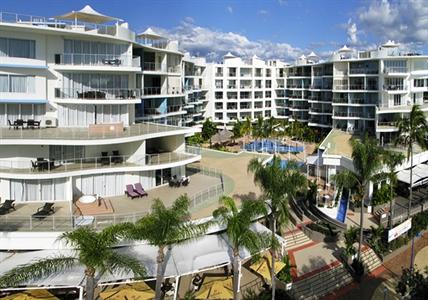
[2,0,427,63]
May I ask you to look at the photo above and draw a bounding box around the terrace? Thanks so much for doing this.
[0,166,225,232]
[0,122,197,143]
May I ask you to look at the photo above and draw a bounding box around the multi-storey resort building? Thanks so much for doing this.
[206,53,287,126]
[0,7,200,210]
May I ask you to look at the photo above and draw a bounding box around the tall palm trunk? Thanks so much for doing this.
[85,267,96,300]
[357,190,364,262]
[270,215,277,300]
[408,148,413,219]
[155,245,165,300]
[232,248,241,300]
[389,182,394,228]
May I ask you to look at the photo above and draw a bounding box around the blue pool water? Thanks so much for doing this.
[336,189,349,223]
[244,139,304,153]
[268,159,304,169]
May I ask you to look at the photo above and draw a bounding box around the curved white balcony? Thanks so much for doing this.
[0,151,201,179]
[54,88,142,104]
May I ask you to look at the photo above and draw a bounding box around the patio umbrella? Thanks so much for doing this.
[2,290,58,300]
[99,282,155,300]
[249,252,285,283]
[137,28,163,40]
[194,277,233,299]
[55,5,122,25]
[211,128,233,144]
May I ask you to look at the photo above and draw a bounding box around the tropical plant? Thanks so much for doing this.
[0,225,146,300]
[395,105,428,218]
[276,255,294,283]
[242,116,253,142]
[343,226,358,258]
[382,150,405,227]
[332,135,383,262]
[371,183,393,206]
[212,196,269,300]
[202,117,217,146]
[232,119,243,144]
[126,195,210,300]
[186,132,204,146]
[247,155,306,300]
[396,267,428,299]
[252,116,265,141]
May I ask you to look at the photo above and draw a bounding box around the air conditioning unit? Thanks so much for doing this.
[40,117,58,128]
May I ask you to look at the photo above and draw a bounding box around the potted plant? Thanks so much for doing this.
[277,255,294,290]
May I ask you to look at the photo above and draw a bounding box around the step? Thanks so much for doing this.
[284,230,312,250]
[361,248,383,273]
[292,264,353,299]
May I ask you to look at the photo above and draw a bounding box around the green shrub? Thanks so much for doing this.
[277,255,293,283]
[307,222,338,237]
[186,132,203,146]
[372,183,392,206]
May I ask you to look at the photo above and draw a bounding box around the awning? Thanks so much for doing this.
[0,223,285,286]
[137,28,163,40]
[0,99,48,104]
[55,5,122,24]
[306,155,319,165]
[397,164,428,187]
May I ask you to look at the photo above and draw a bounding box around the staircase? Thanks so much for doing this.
[361,247,383,273]
[290,262,354,300]
[284,229,312,251]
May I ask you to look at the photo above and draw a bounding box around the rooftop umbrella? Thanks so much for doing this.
[137,28,163,40]
[338,45,353,53]
[194,277,233,299]
[99,282,155,300]
[2,290,58,300]
[55,5,122,25]
[250,252,286,283]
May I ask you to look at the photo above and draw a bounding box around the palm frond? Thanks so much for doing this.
[0,256,76,288]
[105,251,146,280]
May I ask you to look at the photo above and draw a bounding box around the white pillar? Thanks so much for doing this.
[173,276,180,300]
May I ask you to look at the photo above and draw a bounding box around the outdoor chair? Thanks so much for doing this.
[27,119,36,129]
[125,184,140,199]
[32,202,55,220]
[112,150,123,164]
[0,200,16,215]
[100,152,110,166]
[181,176,190,186]
[134,183,148,197]
[16,119,25,128]
[7,120,18,129]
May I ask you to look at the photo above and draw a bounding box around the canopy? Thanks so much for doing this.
[382,40,399,48]
[211,128,233,144]
[224,52,236,59]
[306,155,320,165]
[250,252,285,283]
[397,164,428,187]
[0,223,284,286]
[99,282,154,300]
[2,290,58,300]
[194,277,233,299]
[307,51,318,60]
[298,54,306,60]
[137,28,163,40]
[338,45,352,53]
[55,5,122,24]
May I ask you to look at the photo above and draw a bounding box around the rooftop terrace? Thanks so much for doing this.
[319,129,353,158]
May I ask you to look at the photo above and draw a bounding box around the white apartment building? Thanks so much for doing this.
[205,53,287,126]
[0,6,200,204]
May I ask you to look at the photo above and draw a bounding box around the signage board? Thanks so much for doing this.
[388,218,412,242]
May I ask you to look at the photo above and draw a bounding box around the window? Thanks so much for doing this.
[0,38,35,58]
[0,74,35,93]
[393,94,401,106]
[414,79,425,87]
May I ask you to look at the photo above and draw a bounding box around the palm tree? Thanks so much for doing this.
[213,196,269,300]
[242,116,253,141]
[232,119,244,144]
[247,155,306,300]
[395,105,428,218]
[333,135,383,262]
[252,116,265,141]
[0,225,146,300]
[127,195,210,300]
[382,150,405,228]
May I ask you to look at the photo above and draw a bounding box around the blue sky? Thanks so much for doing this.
[2,0,427,62]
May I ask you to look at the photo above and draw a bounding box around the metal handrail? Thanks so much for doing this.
[56,88,141,100]
[56,54,137,67]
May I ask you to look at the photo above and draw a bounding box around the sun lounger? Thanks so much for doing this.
[134,183,148,197]
[125,184,140,198]
[32,202,55,220]
[0,199,16,215]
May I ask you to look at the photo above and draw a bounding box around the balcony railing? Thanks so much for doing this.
[0,151,198,175]
[333,85,348,90]
[349,68,378,74]
[383,67,408,73]
[215,73,223,77]
[55,88,141,100]
[143,62,162,71]
[383,85,405,91]
[55,54,140,68]
[143,105,182,115]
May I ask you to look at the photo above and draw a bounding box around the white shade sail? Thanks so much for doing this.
[397,164,428,187]
[0,223,285,286]
[338,45,352,53]
[137,28,163,40]
[56,5,122,24]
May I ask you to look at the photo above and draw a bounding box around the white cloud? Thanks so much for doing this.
[258,9,269,16]
[356,0,428,44]
[183,16,195,24]
[346,19,359,45]
[277,0,287,6]
[153,21,304,62]
[226,6,233,14]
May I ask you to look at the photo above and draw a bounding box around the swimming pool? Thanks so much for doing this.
[244,139,304,153]
[268,159,305,169]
